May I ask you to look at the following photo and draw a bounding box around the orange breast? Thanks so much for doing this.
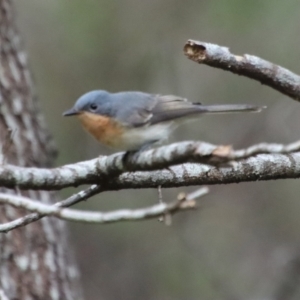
[77,112,124,148]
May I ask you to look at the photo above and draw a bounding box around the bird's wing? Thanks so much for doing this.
[114,93,262,128]
[123,106,154,127]
[112,92,157,128]
[150,96,263,124]
[115,93,201,127]
[149,95,201,125]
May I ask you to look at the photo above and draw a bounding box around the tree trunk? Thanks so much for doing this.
[0,1,83,299]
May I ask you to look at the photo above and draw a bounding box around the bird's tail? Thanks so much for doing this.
[198,104,266,114]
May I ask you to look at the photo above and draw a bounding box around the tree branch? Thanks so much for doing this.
[0,187,208,230]
[108,152,300,189]
[0,184,103,232]
[0,289,9,300]
[0,140,300,191]
[184,39,300,101]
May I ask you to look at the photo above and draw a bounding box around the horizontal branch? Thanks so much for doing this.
[0,188,208,229]
[0,184,103,232]
[107,152,300,189]
[184,39,300,101]
[0,140,300,191]
[232,140,300,159]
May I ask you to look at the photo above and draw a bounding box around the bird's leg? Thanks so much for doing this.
[123,140,158,165]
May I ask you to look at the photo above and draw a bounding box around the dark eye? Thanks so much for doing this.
[90,104,98,111]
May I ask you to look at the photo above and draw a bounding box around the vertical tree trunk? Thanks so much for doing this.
[0,1,83,299]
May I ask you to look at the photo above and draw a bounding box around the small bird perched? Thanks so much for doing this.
[63,90,264,151]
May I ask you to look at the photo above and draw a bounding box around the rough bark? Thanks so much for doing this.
[184,40,300,101]
[0,141,299,191]
[0,1,83,299]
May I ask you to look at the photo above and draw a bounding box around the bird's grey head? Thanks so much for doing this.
[63,90,111,116]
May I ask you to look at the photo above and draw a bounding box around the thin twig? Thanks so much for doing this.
[184,39,300,101]
[0,187,208,230]
[157,185,165,223]
[185,187,210,200]
[0,184,103,232]
[157,185,163,204]
[232,140,300,158]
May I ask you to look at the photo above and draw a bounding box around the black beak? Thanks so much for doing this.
[63,107,79,116]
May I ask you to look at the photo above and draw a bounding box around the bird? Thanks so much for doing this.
[63,90,265,151]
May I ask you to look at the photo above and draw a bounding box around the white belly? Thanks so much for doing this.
[119,122,174,150]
